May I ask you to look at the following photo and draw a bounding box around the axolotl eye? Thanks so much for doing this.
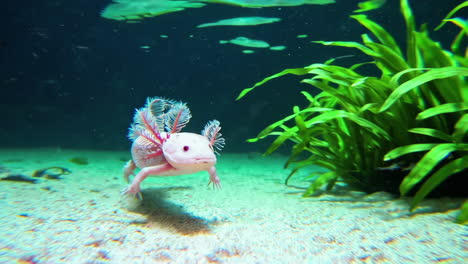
[183,146,189,152]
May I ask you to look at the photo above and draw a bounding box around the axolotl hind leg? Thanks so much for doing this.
[123,160,136,183]
[121,163,174,196]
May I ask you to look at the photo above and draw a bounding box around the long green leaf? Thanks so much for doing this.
[380,67,468,112]
[415,31,458,70]
[384,143,439,160]
[400,143,468,195]
[301,91,316,104]
[411,155,468,211]
[350,61,376,71]
[351,14,401,55]
[453,114,468,143]
[294,107,308,136]
[416,102,468,120]
[264,129,296,155]
[301,79,360,108]
[364,42,410,73]
[246,131,286,143]
[359,103,380,113]
[414,31,463,103]
[312,40,380,57]
[400,0,417,67]
[307,64,364,79]
[389,67,428,87]
[304,110,390,139]
[255,107,332,139]
[443,18,468,32]
[434,1,468,31]
[408,128,453,142]
[445,18,468,53]
[307,69,352,87]
[236,67,310,100]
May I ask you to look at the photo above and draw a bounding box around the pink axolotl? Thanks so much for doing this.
[122,97,225,197]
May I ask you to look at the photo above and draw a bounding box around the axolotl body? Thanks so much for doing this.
[122,97,225,196]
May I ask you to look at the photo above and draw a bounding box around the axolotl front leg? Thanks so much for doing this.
[208,167,222,189]
[122,164,222,197]
[122,163,174,195]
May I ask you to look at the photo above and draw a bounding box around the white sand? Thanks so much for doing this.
[0,149,466,263]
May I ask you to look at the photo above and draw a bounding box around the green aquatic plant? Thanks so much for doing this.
[237,0,467,223]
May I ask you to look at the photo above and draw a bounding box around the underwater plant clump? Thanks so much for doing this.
[237,0,468,223]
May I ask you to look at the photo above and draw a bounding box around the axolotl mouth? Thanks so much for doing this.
[168,156,216,171]
[169,155,216,165]
[192,157,216,164]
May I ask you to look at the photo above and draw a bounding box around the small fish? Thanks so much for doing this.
[197,17,281,28]
[75,45,90,50]
[269,45,286,51]
[33,167,72,179]
[219,36,270,48]
[376,162,414,172]
[1,174,37,183]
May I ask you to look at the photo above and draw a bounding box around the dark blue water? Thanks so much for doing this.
[0,0,462,152]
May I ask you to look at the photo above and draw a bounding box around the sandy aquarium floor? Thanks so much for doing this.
[0,148,466,263]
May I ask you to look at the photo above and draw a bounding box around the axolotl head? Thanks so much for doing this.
[162,132,216,171]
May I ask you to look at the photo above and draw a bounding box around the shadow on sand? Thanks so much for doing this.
[126,187,215,236]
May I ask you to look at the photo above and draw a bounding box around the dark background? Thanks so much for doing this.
[0,0,463,152]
